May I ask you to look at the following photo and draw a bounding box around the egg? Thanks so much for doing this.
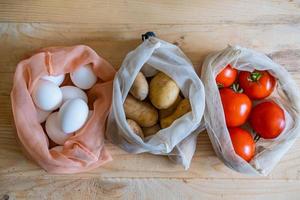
[59,98,89,134]
[41,74,65,86]
[60,86,88,104]
[36,107,51,123]
[45,112,73,145]
[70,64,97,89]
[32,79,63,111]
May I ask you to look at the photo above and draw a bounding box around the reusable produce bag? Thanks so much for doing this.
[201,45,300,175]
[11,45,115,173]
[106,35,205,169]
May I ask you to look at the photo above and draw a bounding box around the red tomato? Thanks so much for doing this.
[216,64,238,87]
[229,127,256,162]
[220,87,252,127]
[249,101,285,139]
[238,70,276,99]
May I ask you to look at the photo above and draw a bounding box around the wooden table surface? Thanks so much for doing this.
[1,1,300,199]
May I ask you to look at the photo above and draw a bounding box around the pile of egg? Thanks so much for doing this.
[32,64,97,146]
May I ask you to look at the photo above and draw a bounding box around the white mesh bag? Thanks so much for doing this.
[201,45,300,175]
[106,34,205,169]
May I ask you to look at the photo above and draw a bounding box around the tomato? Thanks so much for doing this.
[216,64,238,87]
[220,87,252,127]
[238,70,276,99]
[249,101,285,139]
[229,127,256,162]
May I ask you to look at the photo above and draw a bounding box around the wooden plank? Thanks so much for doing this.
[1,177,300,200]
[0,1,299,24]
[1,23,300,73]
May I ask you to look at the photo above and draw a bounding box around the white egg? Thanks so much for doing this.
[36,107,51,123]
[32,79,63,111]
[70,64,97,90]
[41,74,65,86]
[60,86,88,104]
[59,98,89,134]
[45,112,73,145]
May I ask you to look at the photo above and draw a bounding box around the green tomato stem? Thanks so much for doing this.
[249,71,262,82]
[231,83,243,93]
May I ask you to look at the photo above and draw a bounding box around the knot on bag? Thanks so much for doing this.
[142,31,156,41]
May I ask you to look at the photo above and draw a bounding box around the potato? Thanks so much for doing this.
[124,95,158,127]
[130,72,148,101]
[127,119,144,139]
[159,95,183,119]
[149,72,180,109]
[160,98,191,128]
[142,124,161,137]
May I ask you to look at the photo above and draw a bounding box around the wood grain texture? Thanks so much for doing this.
[0,0,300,24]
[1,1,300,199]
[1,178,300,200]
[1,23,300,74]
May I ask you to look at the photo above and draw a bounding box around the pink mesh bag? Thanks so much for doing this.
[11,45,115,173]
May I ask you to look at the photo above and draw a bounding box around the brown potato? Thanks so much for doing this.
[142,124,161,137]
[159,95,183,119]
[126,119,144,139]
[124,95,158,127]
[160,98,191,128]
[149,72,180,109]
[130,72,148,101]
